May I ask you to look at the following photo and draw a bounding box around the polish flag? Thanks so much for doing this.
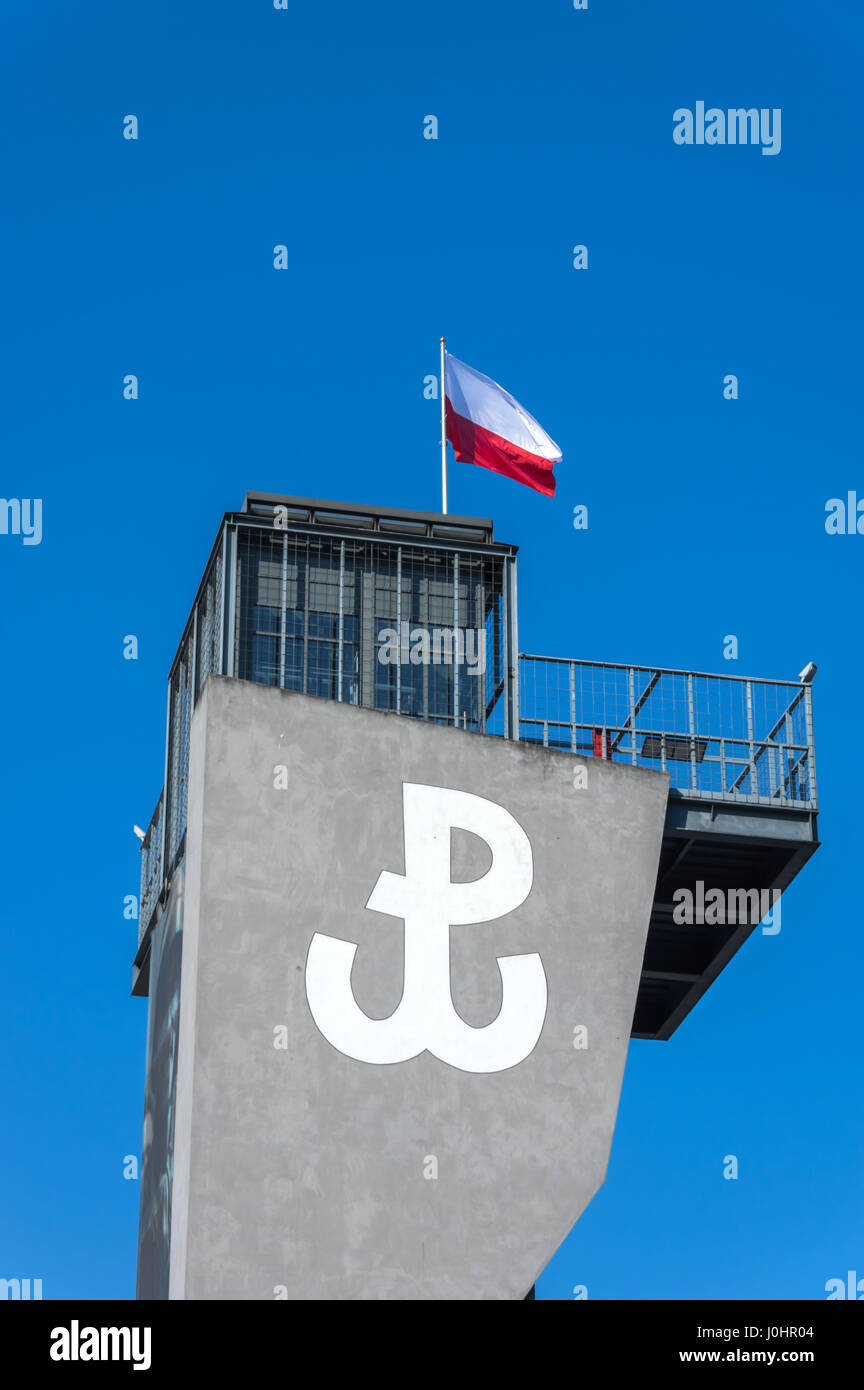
[444,351,562,497]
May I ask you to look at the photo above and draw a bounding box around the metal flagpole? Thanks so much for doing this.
[440,336,448,515]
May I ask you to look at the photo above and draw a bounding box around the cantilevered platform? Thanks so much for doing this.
[636,796,817,1037]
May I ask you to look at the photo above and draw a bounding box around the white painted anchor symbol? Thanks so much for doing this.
[305,783,547,1073]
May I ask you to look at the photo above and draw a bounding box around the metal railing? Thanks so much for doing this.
[518,656,817,810]
[138,792,164,946]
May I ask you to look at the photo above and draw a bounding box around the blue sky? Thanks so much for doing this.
[1,0,861,1299]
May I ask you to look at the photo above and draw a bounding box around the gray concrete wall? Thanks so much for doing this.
[169,676,668,1300]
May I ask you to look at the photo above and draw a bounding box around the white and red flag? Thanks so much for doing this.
[444,351,562,498]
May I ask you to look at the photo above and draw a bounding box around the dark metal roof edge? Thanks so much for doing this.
[241,491,496,533]
[227,511,517,559]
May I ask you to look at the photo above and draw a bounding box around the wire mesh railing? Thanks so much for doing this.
[518,656,817,809]
[138,792,164,946]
